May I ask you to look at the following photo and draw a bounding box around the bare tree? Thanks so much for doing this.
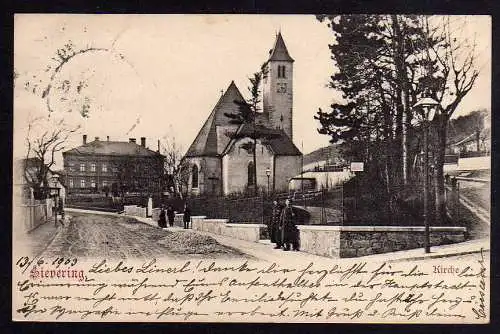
[161,135,190,199]
[422,16,480,223]
[24,116,80,194]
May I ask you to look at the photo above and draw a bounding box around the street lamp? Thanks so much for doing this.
[412,96,439,253]
[265,167,271,196]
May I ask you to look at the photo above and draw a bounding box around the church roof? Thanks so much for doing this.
[184,81,246,157]
[63,140,161,157]
[222,123,302,156]
[268,32,294,62]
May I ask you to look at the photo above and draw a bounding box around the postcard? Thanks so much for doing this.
[12,14,490,323]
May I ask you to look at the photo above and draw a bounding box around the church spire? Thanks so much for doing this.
[268,32,294,62]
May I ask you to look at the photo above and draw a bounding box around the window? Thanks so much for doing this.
[192,165,199,189]
[90,163,96,172]
[80,179,86,188]
[80,163,85,172]
[277,65,286,78]
[247,162,255,186]
[102,163,107,172]
[102,180,108,187]
[90,180,96,188]
[68,163,74,172]
[69,178,74,188]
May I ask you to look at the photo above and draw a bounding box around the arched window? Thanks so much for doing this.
[192,165,199,189]
[277,65,286,78]
[247,161,255,186]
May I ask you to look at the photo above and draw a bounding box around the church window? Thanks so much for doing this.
[247,162,255,186]
[277,65,287,78]
[192,165,199,189]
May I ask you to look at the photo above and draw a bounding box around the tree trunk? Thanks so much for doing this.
[434,116,447,225]
[253,136,257,196]
[391,15,409,185]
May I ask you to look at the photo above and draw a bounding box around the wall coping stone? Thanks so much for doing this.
[226,223,266,228]
[297,225,466,232]
[203,219,228,223]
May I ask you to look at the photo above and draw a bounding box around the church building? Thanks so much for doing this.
[183,32,302,196]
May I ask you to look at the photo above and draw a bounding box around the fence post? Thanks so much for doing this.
[341,183,344,225]
[456,181,460,219]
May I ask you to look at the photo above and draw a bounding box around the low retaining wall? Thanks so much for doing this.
[298,225,467,258]
[191,217,266,242]
[123,205,147,218]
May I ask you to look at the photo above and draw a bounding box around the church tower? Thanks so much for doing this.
[263,32,294,139]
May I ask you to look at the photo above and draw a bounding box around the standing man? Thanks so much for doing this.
[166,205,175,227]
[183,203,191,229]
[158,205,167,229]
[269,200,283,249]
[280,199,299,251]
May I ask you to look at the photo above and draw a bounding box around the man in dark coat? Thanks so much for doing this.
[183,204,191,229]
[280,199,299,251]
[269,200,283,249]
[158,206,167,229]
[166,205,175,227]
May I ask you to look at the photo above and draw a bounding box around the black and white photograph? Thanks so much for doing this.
[12,14,491,323]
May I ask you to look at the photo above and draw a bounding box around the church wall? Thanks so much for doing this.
[186,157,221,196]
[274,155,301,193]
[222,138,274,195]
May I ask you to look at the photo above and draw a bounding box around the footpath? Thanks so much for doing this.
[65,208,489,264]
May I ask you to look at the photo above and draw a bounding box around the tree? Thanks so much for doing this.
[316,15,481,224]
[161,135,190,199]
[420,16,480,223]
[24,116,80,195]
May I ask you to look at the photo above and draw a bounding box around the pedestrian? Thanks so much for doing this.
[158,205,167,229]
[57,197,65,227]
[280,199,299,251]
[166,205,175,227]
[269,200,283,249]
[183,203,191,229]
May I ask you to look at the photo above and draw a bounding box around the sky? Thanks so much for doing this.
[13,14,491,169]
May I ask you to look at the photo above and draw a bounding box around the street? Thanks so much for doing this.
[37,212,245,260]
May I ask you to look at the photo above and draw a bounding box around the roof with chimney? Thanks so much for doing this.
[184,80,301,158]
[63,140,161,157]
[268,32,294,62]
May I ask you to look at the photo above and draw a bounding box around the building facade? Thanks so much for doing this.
[183,32,302,196]
[63,136,164,195]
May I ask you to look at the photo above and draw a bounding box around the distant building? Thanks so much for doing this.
[183,32,302,196]
[62,136,164,195]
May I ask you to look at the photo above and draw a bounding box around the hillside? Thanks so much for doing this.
[303,144,343,167]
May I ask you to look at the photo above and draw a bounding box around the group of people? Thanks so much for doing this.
[158,204,191,229]
[268,199,300,251]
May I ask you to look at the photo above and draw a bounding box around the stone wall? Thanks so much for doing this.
[123,205,147,218]
[298,226,467,258]
[191,217,265,242]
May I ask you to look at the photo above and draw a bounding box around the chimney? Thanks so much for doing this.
[157,139,160,152]
[140,137,146,147]
[107,136,110,142]
[83,135,87,145]
[95,136,99,141]
[129,138,136,144]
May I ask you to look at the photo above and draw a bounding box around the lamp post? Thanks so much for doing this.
[412,97,439,253]
[265,167,271,196]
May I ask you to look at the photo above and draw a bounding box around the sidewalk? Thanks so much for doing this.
[64,208,489,264]
[15,216,69,257]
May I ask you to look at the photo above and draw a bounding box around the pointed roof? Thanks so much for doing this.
[268,32,294,62]
[184,81,246,158]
